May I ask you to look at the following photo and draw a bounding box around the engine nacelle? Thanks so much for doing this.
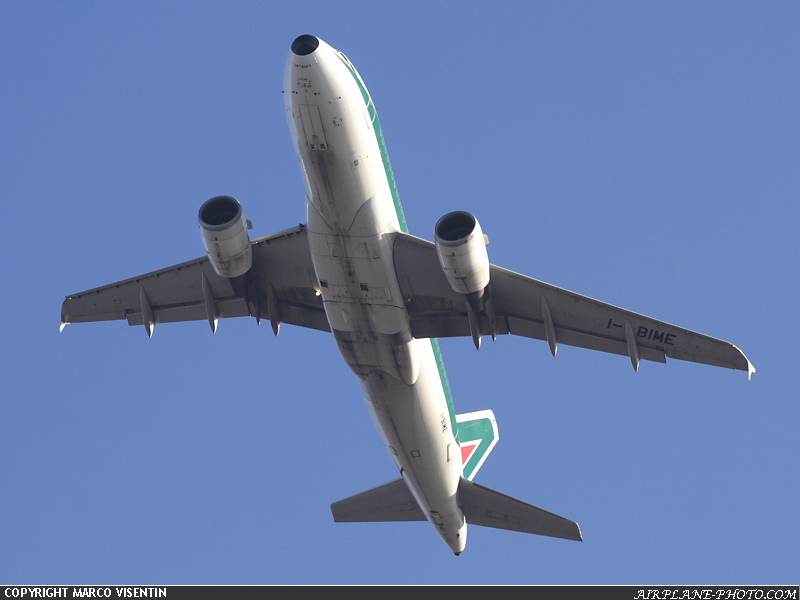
[434,211,490,295]
[198,195,253,278]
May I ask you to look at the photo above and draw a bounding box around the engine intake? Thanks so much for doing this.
[199,195,253,278]
[434,211,490,295]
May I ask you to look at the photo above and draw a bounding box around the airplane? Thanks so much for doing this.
[60,34,755,555]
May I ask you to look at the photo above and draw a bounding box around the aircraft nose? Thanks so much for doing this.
[291,35,319,56]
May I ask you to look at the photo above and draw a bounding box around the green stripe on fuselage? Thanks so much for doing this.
[336,55,407,234]
[336,53,457,442]
[430,338,457,444]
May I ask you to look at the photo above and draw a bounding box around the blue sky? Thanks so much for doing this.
[2,1,797,584]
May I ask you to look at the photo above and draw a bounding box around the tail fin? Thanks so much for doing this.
[455,410,498,481]
[331,410,580,542]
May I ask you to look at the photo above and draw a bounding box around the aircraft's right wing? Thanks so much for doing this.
[392,233,754,377]
[61,225,329,335]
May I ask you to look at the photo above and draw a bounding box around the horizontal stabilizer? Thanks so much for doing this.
[331,478,426,523]
[459,478,582,541]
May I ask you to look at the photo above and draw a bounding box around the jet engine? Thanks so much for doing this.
[434,211,490,295]
[198,195,253,278]
[434,211,495,349]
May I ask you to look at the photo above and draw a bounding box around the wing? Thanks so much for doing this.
[392,233,754,378]
[61,225,329,335]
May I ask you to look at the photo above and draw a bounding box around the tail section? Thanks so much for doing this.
[455,410,498,481]
[331,409,581,545]
[330,477,582,542]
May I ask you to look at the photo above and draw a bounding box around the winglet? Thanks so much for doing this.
[733,345,756,380]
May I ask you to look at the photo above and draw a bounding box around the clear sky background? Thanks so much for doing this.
[2,0,797,585]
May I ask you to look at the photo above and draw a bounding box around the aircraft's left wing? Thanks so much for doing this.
[392,233,754,377]
[61,225,329,335]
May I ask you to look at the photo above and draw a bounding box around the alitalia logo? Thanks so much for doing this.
[460,439,481,467]
[455,410,499,481]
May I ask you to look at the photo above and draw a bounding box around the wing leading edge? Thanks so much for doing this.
[392,232,754,378]
[61,225,328,335]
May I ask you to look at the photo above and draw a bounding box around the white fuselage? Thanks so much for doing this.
[283,38,466,553]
